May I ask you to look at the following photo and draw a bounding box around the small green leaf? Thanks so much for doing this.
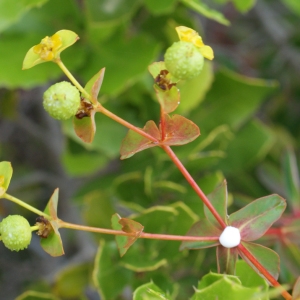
[282,149,300,213]
[230,194,286,241]
[204,180,228,231]
[216,245,238,275]
[15,290,59,300]
[154,85,180,114]
[120,120,160,159]
[73,111,96,143]
[111,213,144,257]
[162,114,200,146]
[93,240,132,300]
[40,189,64,257]
[0,161,13,197]
[144,0,178,15]
[239,242,280,281]
[56,30,79,55]
[180,219,221,250]
[53,263,91,298]
[133,281,169,300]
[180,0,230,26]
[84,68,105,104]
[148,62,166,79]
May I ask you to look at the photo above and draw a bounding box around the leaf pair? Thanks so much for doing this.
[180,180,286,280]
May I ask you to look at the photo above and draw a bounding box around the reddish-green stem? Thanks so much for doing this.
[59,221,219,242]
[161,145,227,229]
[160,109,166,141]
[96,104,159,143]
[238,243,292,300]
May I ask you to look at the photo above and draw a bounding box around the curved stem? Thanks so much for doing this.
[59,221,219,242]
[56,60,90,99]
[2,193,50,218]
[96,104,159,143]
[238,243,292,300]
[161,145,227,229]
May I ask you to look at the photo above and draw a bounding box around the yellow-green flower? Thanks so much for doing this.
[22,30,79,70]
[33,33,62,61]
[175,26,214,60]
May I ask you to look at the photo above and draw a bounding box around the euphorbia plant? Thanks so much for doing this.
[0,26,298,299]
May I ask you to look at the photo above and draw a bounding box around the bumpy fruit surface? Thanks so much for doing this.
[0,215,32,251]
[43,81,80,120]
[164,41,204,80]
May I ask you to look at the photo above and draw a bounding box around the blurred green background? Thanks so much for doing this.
[0,0,299,299]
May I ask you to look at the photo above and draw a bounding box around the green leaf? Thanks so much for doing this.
[162,114,200,146]
[111,213,144,257]
[0,161,13,196]
[40,189,64,257]
[144,0,178,15]
[180,0,230,26]
[192,272,260,300]
[232,0,257,13]
[239,241,280,281]
[15,290,59,300]
[93,240,132,300]
[217,120,275,174]
[154,85,180,114]
[177,60,214,114]
[84,68,105,104]
[282,149,300,213]
[235,260,268,300]
[73,111,96,143]
[282,0,300,16]
[199,68,278,132]
[204,180,228,231]
[180,219,221,250]
[230,194,286,241]
[217,245,238,275]
[148,62,167,79]
[0,0,48,33]
[133,281,169,300]
[53,263,90,298]
[120,120,160,159]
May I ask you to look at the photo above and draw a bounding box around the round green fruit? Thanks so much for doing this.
[164,41,204,80]
[43,81,80,120]
[0,215,32,251]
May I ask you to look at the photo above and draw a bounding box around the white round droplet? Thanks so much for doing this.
[219,226,241,248]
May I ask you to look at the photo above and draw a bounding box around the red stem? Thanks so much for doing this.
[161,145,227,229]
[238,243,292,300]
[60,221,219,242]
[160,109,166,141]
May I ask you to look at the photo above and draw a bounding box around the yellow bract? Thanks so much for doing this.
[175,26,214,60]
[33,33,62,61]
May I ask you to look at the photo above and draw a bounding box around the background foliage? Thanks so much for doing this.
[0,0,299,299]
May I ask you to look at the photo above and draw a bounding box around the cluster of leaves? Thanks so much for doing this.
[1,0,300,300]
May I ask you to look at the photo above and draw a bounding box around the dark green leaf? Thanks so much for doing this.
[282,149,300,213]
[230,194,286,241]
[239,242,280,281]
[204,180,228,231]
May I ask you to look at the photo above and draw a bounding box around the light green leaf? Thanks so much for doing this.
[15,290,59,300]
[133,281,169,300]
[180,0,230,25]
[232,0,257,13]
[0,161,13,196]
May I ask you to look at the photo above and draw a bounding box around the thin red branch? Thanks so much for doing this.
[238,243,292,300]
[160,109,166,141]
[161,145,227,229]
